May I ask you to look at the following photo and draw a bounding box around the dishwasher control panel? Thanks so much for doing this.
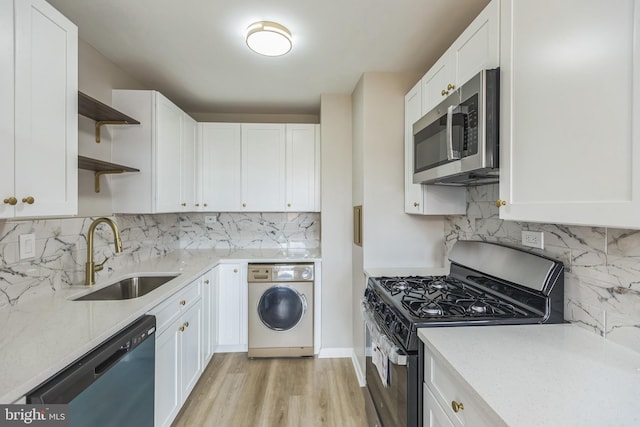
[247,263,314,282]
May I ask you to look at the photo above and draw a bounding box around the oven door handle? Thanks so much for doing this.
[363,310,408,366]
[446,104,462,161]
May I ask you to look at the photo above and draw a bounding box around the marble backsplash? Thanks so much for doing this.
[0,212,320,308]
[445,184,640,353]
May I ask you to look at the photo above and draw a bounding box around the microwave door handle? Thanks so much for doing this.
[446,105,461,161]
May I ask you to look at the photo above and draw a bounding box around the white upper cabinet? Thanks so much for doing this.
[111,90,192,214]
[499,0,640,228]
[198,122,320,213]
[199,123,242,212]
[1,0,77,218]
[180,113,197,211]
[406,0,498,215]
[404,82,466,215]
[241,124,286,211]
[286,124,320,212]
[0,0,14,218]
[155,94,183,213]
[421,54,455,114]
[422,0,499,113]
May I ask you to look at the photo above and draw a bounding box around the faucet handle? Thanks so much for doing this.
[95,256,109,272]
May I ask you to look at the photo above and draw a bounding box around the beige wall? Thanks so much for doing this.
[351,72,448,376]
[350,77,366,377]
[320,94,354,351]
[77,39,146,217]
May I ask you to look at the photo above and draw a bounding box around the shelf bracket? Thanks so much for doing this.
[94,170,124,193]
[95,120,130,143]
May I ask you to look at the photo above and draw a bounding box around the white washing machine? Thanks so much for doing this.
[247,263,314,358]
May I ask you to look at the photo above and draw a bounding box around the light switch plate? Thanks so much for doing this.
[19,233,36,259]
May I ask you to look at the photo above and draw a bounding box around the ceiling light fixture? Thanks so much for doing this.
[246,21,292,57]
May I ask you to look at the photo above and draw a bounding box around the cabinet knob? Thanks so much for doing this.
[204,279,209,284]
[441,89,449,96]
[447,83,456,91]
[495,199,507,207]
[242,203,246,208]
[195,203,200,207]
[3,197,17,206]
[22,196,35,204]
[179,325,185,332]
[179,300,186,306]
[287,203,291,207]
[451,401,464,413]
[181,203,187,207]
[203,203,208,207]
[413,202,420,208]
[233,268,238,273]
[184,321,190,328]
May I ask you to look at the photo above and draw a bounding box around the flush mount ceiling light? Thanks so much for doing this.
[246,21,292,57]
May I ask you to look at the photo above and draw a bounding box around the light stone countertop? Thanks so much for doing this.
[0,248,320,404]
[419,324,640,427]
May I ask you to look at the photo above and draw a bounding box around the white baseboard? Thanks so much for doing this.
[351,349,366,387]
[317,347,354,358]
[215,344,248,353]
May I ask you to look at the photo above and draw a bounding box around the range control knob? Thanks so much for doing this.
[390,321,400,334]
[301,269,312,280]
[384,313,393,325]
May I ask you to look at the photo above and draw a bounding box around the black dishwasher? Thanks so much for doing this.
[28,315,156,427]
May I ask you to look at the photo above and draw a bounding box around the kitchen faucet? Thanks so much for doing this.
[85,217,123,286]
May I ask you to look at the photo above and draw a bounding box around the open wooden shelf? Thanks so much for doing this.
[78,155,139,193]
[78,92,140,142]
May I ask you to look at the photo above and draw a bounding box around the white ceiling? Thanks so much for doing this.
[48,0,490,115]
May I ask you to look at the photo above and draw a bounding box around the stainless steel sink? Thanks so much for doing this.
[74,274,179,301]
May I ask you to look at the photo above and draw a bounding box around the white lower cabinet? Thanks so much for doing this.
[423,345,499,427]
[216,263,247,352]
[424,385,455,427]
[149,278,203,427]
[201,267,218,365]
[155,319,180,427]
[180,302,202,397]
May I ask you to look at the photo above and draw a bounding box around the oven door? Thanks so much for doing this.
[364,322,420,427]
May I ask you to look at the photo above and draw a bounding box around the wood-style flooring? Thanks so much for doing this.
[172,352,368,427]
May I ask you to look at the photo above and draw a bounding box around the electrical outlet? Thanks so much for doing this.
[19,233,36,259]
[522,231,544,249]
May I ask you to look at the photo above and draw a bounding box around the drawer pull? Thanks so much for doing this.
[179,300,186,306]
[451,401,464,413]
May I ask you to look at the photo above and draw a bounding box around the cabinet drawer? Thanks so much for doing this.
[424,347,496,427]
[150,279,202,332]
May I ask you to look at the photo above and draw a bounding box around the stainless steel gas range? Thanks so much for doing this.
[362,240,565,427]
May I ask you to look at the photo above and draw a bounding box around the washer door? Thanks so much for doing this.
[258,285,307,331]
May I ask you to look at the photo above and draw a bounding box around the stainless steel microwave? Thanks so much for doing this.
[413,68,499,186]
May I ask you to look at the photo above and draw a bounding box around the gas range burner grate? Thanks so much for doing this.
[403,292,527,319]
[378,276,464,296]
